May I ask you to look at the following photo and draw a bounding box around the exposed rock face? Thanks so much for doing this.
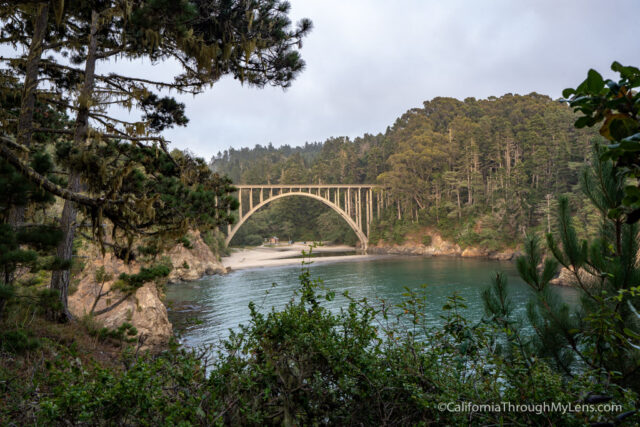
[166,231,228,283]
[490,250,519,261]
[549,266,592,287]
[69,253,173,348]
[424,234,461,256]
[461,247,487,257]
[69,231,227,348]
[369,232,517,261]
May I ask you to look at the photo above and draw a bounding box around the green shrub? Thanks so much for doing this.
[421,234,432,246]
[243,234,263,246]
[137,243,160,257]
[202,230,230,257]
[81,316,139,344]
[179,236,193,249]
[2,264,637,425]
[116,263,171,292]
[0,329,39,353]
[298,232,316,242]
[392,227,405,244]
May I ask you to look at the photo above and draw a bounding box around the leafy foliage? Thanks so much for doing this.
[2,262,637,425]
[563,62,640,221]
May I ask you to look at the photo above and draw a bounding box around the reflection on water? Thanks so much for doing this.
[166,256,580,349]
[286,250,357,258]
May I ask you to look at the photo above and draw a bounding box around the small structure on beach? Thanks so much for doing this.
[268,236,279,244]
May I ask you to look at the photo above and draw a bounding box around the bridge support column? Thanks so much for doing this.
[356,188,361,229]
[365,189,370,237]
[371,189,374,232]
[355,189,358,228]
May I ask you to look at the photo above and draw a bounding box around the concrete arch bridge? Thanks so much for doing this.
[225,185,386,252]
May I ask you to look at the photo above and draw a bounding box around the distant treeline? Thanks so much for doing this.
[211,93,599,247]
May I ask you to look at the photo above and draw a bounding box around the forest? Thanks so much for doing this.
[1,0,640,425]
[212,93,599,248]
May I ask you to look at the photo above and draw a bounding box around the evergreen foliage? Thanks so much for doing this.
[116,264,171,292]
[482,141,640,395]
[0,0,312,319]
[0,77,69,319]
[212,94,598,247]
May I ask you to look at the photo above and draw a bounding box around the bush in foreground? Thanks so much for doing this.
[2,257,637,426]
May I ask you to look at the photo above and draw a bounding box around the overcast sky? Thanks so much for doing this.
[83,1,640,159]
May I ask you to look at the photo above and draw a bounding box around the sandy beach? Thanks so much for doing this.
[221,243,376,270]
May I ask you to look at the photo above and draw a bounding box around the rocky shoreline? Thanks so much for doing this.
[68,232,576,349]
[367,233,519,261]
[69,231,227,349]
[368,233,575,287]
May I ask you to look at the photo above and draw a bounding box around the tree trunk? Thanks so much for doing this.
[51,10,99,322]
[546,193,551,234]
[7,3,49,229]
[467,167,472,205]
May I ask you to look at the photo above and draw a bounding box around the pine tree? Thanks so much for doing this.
[488,143,640,392]
[0,1,312,320]
[0,75,70,319]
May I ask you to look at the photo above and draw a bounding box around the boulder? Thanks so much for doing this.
[166,231,228,283]
[549,267,578,287]
[461,247,488,257]
[427,234,461,255]
[488,249,518,261]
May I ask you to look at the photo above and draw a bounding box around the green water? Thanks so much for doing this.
[165,255,579,348]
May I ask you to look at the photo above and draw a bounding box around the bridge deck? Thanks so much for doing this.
[233,184,381,189]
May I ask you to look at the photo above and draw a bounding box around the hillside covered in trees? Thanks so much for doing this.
[211,93,598,248]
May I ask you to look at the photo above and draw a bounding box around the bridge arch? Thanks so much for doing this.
[225,191,368,250]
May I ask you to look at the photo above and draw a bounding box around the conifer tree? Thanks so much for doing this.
[0,0,312,319]
[485,143,640,392]
[0,73,70,319]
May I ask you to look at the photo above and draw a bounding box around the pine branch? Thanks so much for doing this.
[100,73,202,93]
[0,136,124,209]
[32,127,167,143]
[88,112,139,127]
[95,48,126,60]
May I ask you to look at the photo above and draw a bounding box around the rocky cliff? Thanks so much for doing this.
[69,231,227,348]
[164,231,228,283]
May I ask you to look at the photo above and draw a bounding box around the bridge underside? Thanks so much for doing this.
[224,185,384,252]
